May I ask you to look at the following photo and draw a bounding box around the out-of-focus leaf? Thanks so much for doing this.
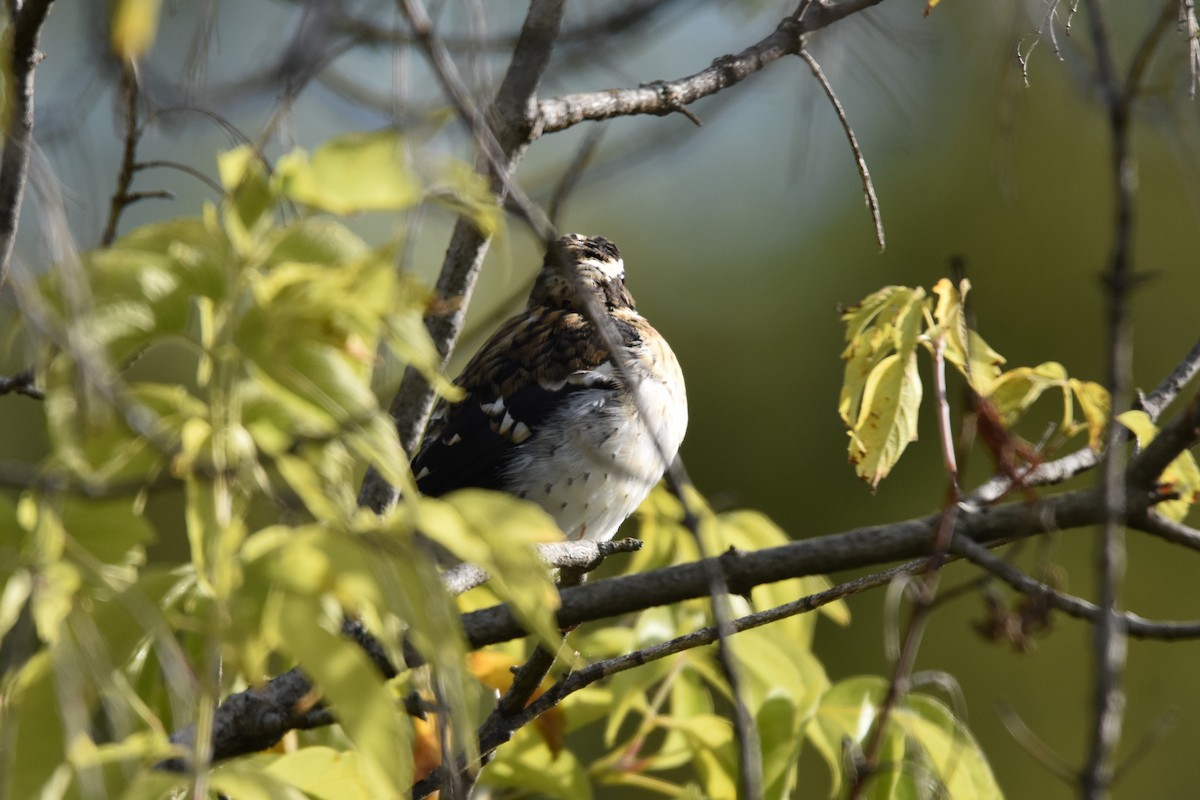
[275,130,421,214]
[110,0,161,59]
[717,509,849,634]
[416,490,562,650]
[1070,379,1111,451]
[848,352,922,489]
[62,496,155,566]
[894,694,1003,800]
[656,714,736,800]
[425,158,502,237]
[479,726,592,800]
[278,595,410,797]
[1117,410,1200,521]
[758,693,803,800]
[217,146,275,245]
[809,677,1002,800]
[262,746,390,800]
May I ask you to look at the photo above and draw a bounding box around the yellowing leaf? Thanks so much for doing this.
[848,352,922,489]
[1116,410,1200,521]
[986,362,1068,425]
[1070,379,1111,451]
[965,329,1006,395]
[275,131,421,214]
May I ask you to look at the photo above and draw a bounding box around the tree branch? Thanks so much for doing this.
[535,0,890,135]
[952,535,1200,640]
[0,0,56,294]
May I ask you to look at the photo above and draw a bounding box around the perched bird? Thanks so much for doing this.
[412,234,687,542]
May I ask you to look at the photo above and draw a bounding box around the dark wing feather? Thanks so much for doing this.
[412,307,640,497]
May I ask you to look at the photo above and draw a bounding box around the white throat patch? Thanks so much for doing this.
[585,257,625,282]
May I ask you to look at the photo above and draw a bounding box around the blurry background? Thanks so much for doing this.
[3,1,1200,796]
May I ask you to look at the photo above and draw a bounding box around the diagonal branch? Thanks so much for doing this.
[535,0,890,135]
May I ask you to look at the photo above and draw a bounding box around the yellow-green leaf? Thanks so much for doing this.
[1116,410,1200,521]
[986,362,1067,425]
[110,0,161,60]
[1070,379,1111,451]
[275,130,421,215]
[848,352,922,489]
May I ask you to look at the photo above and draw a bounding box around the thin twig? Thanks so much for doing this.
[798,48,885,251]
[100,68,141,246]
[134,159,225,196]
[0,0,57,293]
[1082,0,1145,793]
[952,535,1200,640]
[996,702,1078,783]
[0,369,43,399]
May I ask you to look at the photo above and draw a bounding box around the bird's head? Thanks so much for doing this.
[528,234,636,312]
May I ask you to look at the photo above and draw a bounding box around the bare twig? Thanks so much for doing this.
[0,0,57,293]
[100,68,142,246]
[997,702,1078,783]
[798,48,885,251]
[440,538,642,595]
[535,0,890,135]
[0,369,43,399]
[952,535,1200,640]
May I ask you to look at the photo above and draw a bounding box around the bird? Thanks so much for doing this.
[412,233,687,542]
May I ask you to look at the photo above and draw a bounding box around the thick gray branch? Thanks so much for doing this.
[0,0,56,293]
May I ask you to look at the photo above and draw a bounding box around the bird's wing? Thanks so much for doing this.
[412,308,641,497]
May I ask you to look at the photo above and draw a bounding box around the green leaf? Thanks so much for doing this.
[425,158,503,237]
[278,595,411,797]
[848,352,922,489]
[809,677,1002,800]
[275,130,422,214]
[758,693,803,800]
[62,496,155,566]
[263,746,395,800]
[416,490,563,650]
[480,726,593,800]
[894,694,1002,799]
[218,145,275,242]
[1116,410,1200,521]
